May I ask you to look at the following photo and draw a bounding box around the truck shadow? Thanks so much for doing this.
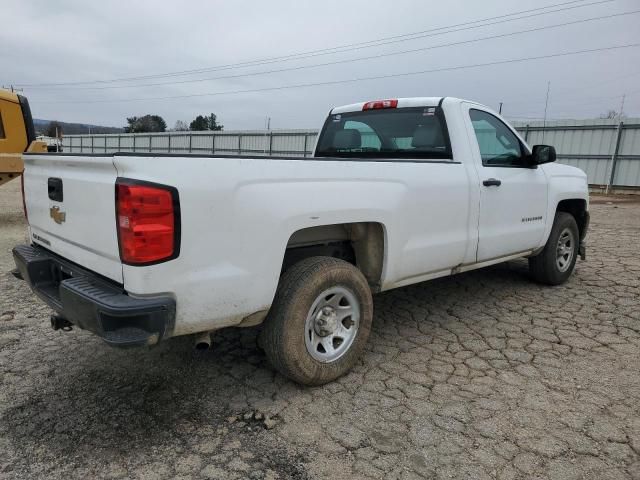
[0,259,544,475]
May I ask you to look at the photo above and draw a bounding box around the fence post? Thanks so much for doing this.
[133,135,136,152]
[303,134,308,157]
[168,134,171,153]
[118,135,121,153]
[238,134,242,155]
[91,135,94,153]
[606,121,624,194]
[149,135,152,153]
[524,124,530,143]
[268,132,273,156]
[212,134,216,155]
[189,133,193,153]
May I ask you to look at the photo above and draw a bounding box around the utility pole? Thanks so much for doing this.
[498,102,503,114]
[263,116,271,155]
[2,85,23,93]
[619,94,626,120]
[542,81,551,143]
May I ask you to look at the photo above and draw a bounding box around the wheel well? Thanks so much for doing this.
[283,222,385,291]
[557,199,588,240]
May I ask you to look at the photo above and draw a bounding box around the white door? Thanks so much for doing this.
[465,107,548,262]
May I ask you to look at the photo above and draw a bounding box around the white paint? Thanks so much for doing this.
[22,97,588,338]
[23,154,122,282]
[460,100,549,262]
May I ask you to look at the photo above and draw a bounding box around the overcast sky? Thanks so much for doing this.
[2,0,639,129]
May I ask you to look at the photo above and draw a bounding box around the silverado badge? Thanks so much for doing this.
[50,206,66,224]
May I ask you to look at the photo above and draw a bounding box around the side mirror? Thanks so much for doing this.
[530,144,556,165]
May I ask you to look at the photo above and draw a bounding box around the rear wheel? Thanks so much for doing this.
[529,212,579,285]
[261,256,373,386]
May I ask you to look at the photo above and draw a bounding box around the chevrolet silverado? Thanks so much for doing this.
[13,97,589,385]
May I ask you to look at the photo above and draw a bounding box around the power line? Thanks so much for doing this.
[507,90,637,110]
[14,0,612,88]
[504,93,639,118]
[37,42,640,105]
[27,9,639,92]
[500,70,640,107]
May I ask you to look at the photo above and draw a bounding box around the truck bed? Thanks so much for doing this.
[23,151,469,336]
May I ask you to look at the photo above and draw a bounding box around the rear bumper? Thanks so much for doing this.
[13,244,175,347]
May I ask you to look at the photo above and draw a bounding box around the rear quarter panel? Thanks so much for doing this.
[113,155,470,336]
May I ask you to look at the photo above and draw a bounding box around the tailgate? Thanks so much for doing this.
[23,154,123,283]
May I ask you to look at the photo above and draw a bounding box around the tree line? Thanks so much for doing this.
[38,113,224,138]
[124,113,223,133]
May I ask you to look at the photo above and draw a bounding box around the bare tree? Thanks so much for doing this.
[173,120,189,131]
[599,110,619,119]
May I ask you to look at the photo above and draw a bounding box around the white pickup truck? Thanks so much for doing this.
[14,97,589,385]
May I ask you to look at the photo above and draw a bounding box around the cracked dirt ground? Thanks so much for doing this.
[1,178,639,480]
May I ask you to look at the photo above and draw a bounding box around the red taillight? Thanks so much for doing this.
[20,173,28,221]
[115,180,179,265]
[362,99,398,111]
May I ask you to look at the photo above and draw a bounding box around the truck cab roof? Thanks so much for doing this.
[330,97,496,115]
[330,97,443,114]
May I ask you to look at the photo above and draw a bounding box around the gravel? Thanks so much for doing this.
[1,178,639,479]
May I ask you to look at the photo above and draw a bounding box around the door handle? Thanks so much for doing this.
[48,177,64,201]
[482,178,502,187]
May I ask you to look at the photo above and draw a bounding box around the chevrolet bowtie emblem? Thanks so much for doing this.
[50,206,66,224]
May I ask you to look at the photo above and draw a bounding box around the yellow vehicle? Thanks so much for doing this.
[0,89,47,187]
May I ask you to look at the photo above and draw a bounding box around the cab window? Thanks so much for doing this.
[315,107,452,160]
[470,109,525,167]
[344,120,381,151]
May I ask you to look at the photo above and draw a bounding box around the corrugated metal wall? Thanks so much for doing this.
[62,118,640,188]
[510,118,640,187]
[63,130,317,157]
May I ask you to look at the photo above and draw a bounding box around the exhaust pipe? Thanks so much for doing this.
[194,331,212,350]
[50,315,73,331]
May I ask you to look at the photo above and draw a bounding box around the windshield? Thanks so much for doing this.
[314,107,452,159]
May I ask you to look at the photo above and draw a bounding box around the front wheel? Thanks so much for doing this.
[529,212,579,285]
[261,256,373,386]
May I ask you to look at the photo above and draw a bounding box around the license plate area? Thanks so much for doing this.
[51,262,73,284]
[15,245,123,311]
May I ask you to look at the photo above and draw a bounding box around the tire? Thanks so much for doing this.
[261,256,373,386]
[529,212,579,285]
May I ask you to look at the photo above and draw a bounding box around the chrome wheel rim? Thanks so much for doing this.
[304,286,360,363]
[556,227,575,272]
